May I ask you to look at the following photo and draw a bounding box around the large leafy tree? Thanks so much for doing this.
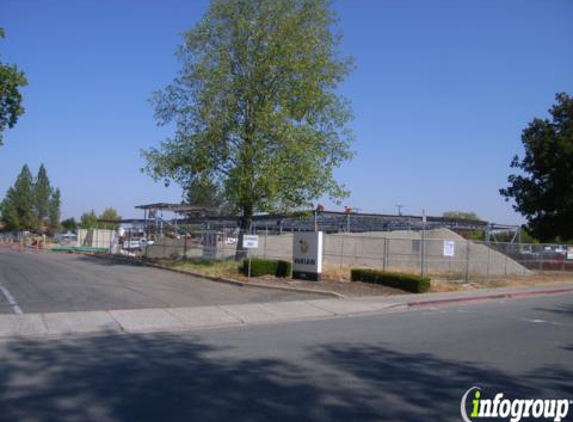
[143,0,354,256]
[98,207,121,230]
[500,93,573,241]
[79,210,98,229]
[184,177,231,216]
[61,217,77,231]
[1,165,35,230]
[0,28,27,146]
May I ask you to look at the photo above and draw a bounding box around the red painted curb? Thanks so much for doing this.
[407,287,573,308]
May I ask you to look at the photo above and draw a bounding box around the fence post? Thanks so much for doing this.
[264,228,268,259]
[385,238,390,271]
[183,234,188,260]
[420,237,426,278]
[486,244,491,278]
[339,235,345,270]
[465,240,470,282]
[382,237,387,271]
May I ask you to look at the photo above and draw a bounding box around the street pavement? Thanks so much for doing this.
[0,248,325,314]
[0,293,571,422]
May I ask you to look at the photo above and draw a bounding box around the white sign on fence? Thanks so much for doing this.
[203,231,218,259]
[443,240,455,257]
[567,247,573,260]
[292,231,323,281]
[242,235,259,249]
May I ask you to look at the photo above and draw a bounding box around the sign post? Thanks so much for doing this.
[242,235,259,278]
[292,231,323,281]
[202,231,218,260]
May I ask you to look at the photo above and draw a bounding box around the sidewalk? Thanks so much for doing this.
[1,283,572,340]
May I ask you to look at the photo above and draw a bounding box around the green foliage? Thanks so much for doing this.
[98,207,121,230]
[500,93,573,241]
[240,258,292,278]
[442,211,481,221]
[461,230,485,241]
[1,165,35,230]
[61,217,78,231]
[1,164,62,232]
[48,188,61,232]
[184,177,233,215]
[519,228,538,244]
[34,164,52,229]
[0,28,28,146]
[80,210,98,229]
[142,0,354,240]
[350,268,431,293]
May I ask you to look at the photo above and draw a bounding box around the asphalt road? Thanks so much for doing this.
[0,248,324,314]
[1,293,572,422]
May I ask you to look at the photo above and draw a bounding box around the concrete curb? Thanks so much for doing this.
[1,286,572,340]
[407,287,573,308]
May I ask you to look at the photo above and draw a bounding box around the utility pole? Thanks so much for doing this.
[395,204,404,216]
[421,208,426,278]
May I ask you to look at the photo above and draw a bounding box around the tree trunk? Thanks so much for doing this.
[235,205,253,261]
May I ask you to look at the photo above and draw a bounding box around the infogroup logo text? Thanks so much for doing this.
[461,387,571,422]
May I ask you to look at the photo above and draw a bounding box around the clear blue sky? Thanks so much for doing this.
[1,0,572,224]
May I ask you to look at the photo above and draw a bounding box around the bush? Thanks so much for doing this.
[240,258,292,278]
[351,268,430,293]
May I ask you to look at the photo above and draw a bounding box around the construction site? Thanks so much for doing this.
[67,203,573,280]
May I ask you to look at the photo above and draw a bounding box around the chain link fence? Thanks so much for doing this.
[49,227,573,280]
[139,229,573,279]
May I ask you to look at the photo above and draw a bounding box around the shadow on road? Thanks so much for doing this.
[0,332,570,422]
[73,254,145,268]
[534,304,573,318]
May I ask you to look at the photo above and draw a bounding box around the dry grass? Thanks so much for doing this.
[430,271,573,293]
[154,258,245,280]
[473,272,573,288]
[150,257,573,297]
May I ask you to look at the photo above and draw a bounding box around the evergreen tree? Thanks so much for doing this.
[48,188,61,232]
[1,187,20,230]
[34,164,52,230]
[1,165,35,230]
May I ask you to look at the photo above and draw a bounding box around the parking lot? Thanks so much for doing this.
[0,248,324,314]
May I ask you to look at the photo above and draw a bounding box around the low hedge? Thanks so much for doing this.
[350,268,431,293]
[240,258,292,278]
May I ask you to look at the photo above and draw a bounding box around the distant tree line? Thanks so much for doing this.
[0,164,61,232]
[78,208,122,230]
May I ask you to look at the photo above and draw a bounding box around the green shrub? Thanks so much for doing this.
[351,268,430,293]
[240,258,292,278]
